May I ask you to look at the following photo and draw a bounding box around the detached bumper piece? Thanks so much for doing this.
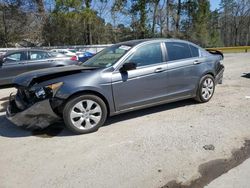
[215,64,225,84]
[6,93,61,130]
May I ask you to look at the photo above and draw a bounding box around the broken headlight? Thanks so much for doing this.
[35,82,63,99]
[35,87,46,99]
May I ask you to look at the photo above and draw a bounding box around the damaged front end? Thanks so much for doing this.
[6,83,63,129]
[6,65,99,130]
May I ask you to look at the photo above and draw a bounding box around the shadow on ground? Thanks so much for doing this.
[0,84,14,89]
[242,73,250,79]
[0,99,196,138]
[104,99,196,126]
[0,114,72,138]
[163,140,250,188]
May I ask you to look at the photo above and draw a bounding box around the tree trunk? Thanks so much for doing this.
[166,0,170,33]
[87,22,92,45]
[176,0,181,33]
[2,9,8,47]
[34,0,45,15]
[139,0,147,38]
[152,0,160,36]
[85,0,92,44]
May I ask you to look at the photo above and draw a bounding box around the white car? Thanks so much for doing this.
[51,49,77,57]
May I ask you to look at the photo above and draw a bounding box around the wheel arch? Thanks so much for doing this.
[63,90,110,116]
[202,71,215,78]
[194,71,215,97]
[194,72,215,103]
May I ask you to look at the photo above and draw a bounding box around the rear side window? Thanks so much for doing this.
[166,42,192,61]
[125,43,163,67]
[30,51,49,60]
[189,45,199,57]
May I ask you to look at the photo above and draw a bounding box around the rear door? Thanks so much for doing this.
[112,42,168,111]
[26,51,54,71]
[165,42,202,98]
[0,51,28,85]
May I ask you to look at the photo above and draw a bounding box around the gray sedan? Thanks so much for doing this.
[7,39,224,134]
[0,49,78,85]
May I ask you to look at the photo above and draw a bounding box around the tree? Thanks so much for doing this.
[34,0,45,14]
[150,0,160,36]
[1,0,250,47]
[219,0,250,46]
[0,1,29,47]
[131,0,149,38]
[176,0,181,32]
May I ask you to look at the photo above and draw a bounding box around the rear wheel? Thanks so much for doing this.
[63,95,107,134]
[195,74,215,103]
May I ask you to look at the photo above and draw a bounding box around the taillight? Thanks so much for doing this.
[70,56,78,61]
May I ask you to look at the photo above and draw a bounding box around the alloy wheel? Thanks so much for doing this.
[70,99,102,130]
[201,77,214,100]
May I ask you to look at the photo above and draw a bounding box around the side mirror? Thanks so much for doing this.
[120,62,137,72]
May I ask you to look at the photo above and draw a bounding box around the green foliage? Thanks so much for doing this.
[0,0,250,47]
[43,8,106,45]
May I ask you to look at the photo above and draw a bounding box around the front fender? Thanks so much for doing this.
[55,84,116,115]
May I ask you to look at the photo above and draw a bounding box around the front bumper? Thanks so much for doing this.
[6,95,61,129]
[215,64,225,84]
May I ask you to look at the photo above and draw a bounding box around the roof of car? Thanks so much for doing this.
[118,38,201,48]
[4,49,49,55]
[117,38,196,47]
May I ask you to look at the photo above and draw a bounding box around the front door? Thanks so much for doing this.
[26,51,53,71]
[112,42,168,111]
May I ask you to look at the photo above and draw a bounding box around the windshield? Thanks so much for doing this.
[82,44,131,68]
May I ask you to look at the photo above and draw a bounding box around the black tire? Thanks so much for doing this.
[63,94,107,134]
[195,74,215,103]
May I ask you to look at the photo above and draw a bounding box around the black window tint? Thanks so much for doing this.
[189,45,199,57]
[126,43,163,67]
[166,42,192,61]
[30,51,49,60]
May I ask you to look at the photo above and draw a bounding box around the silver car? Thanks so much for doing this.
[7,39,224,134]
[0,49,78,85]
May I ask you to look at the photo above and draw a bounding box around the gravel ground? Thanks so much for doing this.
[0,53,250,188]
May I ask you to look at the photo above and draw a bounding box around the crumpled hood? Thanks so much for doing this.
[13,65,99,87]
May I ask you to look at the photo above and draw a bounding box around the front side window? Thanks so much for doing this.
[4,52,24,63]
[166,42,192,61]
[30,51,49,60]
[125,43,163,67]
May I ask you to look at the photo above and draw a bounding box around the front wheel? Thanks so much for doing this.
[63,95,107,134]
[195,74,215,103]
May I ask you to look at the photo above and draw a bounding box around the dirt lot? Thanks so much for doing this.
[0,53,250,188]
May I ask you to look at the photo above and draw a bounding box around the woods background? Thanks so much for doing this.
[0,0,250,48]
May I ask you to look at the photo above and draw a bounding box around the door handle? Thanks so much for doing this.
[154,67,164,73]
[193,60,201,65]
